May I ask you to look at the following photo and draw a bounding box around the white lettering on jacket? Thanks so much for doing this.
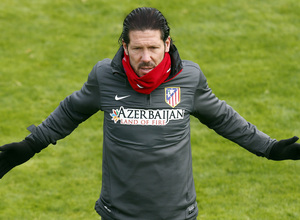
[110,106,185,126]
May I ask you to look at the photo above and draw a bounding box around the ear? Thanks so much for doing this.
[122,40,129,55]
[164,36,171,53]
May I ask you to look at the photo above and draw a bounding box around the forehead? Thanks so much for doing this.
[128,30,164,46]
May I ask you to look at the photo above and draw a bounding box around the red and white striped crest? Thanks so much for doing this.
[165,87,181,108]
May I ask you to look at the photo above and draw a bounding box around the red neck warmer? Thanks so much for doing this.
[122,52,171,94]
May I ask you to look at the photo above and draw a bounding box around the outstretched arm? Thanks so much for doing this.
[191,68,276,157]
[0,64,101,178]
[191,67,299,160]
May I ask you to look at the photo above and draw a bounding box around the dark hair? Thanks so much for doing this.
[119,7,171,45]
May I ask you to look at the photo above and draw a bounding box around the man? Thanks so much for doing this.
[0,7,299,220]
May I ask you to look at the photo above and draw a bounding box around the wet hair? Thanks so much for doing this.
[119,7,171,45]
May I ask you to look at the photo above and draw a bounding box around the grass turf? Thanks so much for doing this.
[0,0,299,219]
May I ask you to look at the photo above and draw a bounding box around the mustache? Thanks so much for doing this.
[138,62,155,69]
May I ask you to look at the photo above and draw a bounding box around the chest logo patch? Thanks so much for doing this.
[165,87,181,108]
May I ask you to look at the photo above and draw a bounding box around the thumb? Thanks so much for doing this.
[0,144,10,152]
[279,136,299,146]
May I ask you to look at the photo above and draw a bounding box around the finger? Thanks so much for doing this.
[0,162,13,179]
[282,136,299,145]
[0,145,7,152]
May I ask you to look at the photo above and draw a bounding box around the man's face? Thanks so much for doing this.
[122,30,171,77]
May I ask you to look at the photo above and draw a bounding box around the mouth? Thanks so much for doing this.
[140,67,153,73]
[138,66,155,76]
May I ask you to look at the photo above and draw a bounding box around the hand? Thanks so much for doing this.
[268,136,300,160]
[0,139,36,179]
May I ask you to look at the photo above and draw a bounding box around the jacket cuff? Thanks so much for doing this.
[25,125,52,153]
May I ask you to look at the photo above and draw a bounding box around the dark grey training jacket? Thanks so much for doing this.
[28,45,276,220]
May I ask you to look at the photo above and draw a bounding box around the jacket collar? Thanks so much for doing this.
[111,44,183,81]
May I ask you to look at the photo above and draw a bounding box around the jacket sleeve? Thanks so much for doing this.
[28,64,101,146]
[191,68,276,157]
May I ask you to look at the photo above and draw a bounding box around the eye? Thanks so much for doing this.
[132,47,142,50]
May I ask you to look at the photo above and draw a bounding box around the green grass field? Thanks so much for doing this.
[1,0,299,219]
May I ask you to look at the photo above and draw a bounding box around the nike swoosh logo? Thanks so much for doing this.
[115,95,131,101]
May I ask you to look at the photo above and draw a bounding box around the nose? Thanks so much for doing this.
[141,50,151,63]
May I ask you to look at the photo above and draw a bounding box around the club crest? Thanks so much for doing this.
[165,87,181,108]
